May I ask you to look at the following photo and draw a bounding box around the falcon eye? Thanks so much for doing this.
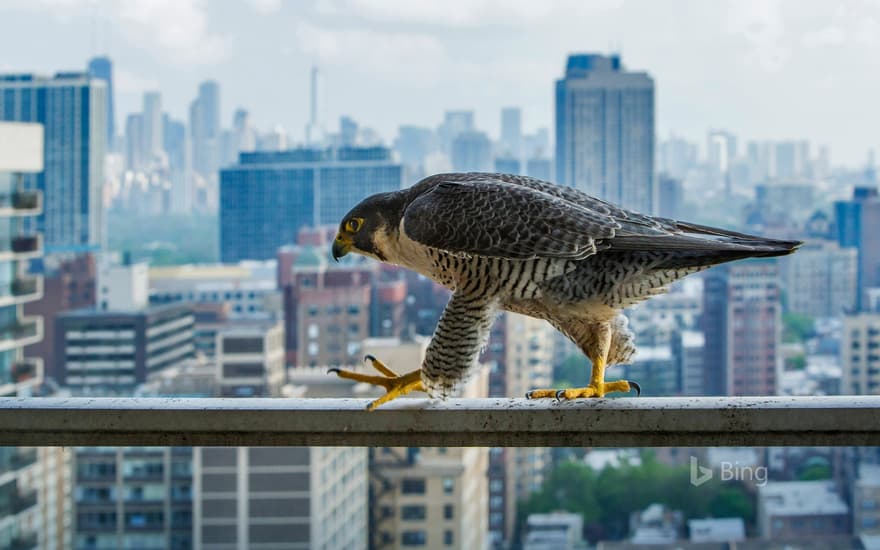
[346,218,364,233]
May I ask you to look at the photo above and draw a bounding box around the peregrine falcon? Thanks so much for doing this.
[330,172,800,410]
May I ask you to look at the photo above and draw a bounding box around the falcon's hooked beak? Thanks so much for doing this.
[332,232,352,262]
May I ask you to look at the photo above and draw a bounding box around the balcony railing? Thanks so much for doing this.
[1,448,37,471]
[0,191,41,213]
[1,396,879,447]
[10,235,40,254]
[7,533,38,550]
[10,358,42,384]
[0,318,40,345]
[10,278,38,297]
[0,489,38,517]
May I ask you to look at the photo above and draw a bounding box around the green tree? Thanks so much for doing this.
[710,484,755,523]
[554,354,587,387]
[798,464,832,481]
[783,312,815,343]
[518,453,757,544]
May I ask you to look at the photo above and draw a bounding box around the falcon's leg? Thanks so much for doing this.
[329,355,425,411]
[331,289,496,409]
[526,320,640,399]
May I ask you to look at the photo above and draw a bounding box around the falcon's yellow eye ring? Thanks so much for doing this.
[346,218,364,233]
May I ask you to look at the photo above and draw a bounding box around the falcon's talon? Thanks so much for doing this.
[364,354,376,363]
[630,381,641,397]
[329,358,425,411]
[555,389,566,401]
[327,368,340,375]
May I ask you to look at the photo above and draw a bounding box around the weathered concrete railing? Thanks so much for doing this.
[1,396,878,447]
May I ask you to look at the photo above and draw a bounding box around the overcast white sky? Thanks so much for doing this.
[1,0,878,165]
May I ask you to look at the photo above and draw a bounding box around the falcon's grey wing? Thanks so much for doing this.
[401,179,619,260]
[408,173,800,259]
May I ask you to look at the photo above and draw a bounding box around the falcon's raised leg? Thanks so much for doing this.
[331,289,497,410]
[526,318,640,399]
[330,355,424,411]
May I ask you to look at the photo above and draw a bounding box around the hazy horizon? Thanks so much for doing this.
[2,0,878,165]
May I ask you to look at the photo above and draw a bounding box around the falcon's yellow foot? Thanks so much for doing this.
[525,380,640,400]
[329,355,425,411]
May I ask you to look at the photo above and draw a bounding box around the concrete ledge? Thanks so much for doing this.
[1,396,879,447]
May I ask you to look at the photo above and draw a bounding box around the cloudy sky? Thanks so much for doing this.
[1,0,878,165]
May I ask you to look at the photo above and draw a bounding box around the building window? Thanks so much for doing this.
[444,504,454,520]
[442,477,454,494]
[444,530,454,546]
[221,337,263,353]
[401,505,426,520]
[401,531,426,546]
[401,478,426,495]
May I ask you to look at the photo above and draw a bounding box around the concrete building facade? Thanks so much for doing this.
[703,260,782,396]
[194,447,367,550]
[842,312,880,395]
[0,120,46,550]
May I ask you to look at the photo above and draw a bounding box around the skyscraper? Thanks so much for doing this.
[189,80,220,177]
[220,147,403,262]
[555,53,655,213]
[835,187,880,310]
[142,91,163,162]
[438,110,475,153]
[500,107,521,159]
[702,260,781,396]
[87,56,115,148]
[125,113,144,171]
[451,130,492,172]
[0,121,46,547]
[0,72,106,250]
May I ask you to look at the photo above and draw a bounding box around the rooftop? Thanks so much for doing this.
[688,518,746,543]
[150,261,276,281]
[759,480,849,516]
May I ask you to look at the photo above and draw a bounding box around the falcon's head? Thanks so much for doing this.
[332,191,405,263]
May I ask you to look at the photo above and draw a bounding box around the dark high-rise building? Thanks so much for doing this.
[0,72,106,251]
[702,260,781,396]
[87,56,115,148]
[834,187,880,310]
[220,147,403,262]
[555,53,655,213]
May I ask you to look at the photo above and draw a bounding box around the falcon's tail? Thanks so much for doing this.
[609,220,802,268]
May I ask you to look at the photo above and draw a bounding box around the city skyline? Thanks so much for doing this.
[1,1,879,165]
